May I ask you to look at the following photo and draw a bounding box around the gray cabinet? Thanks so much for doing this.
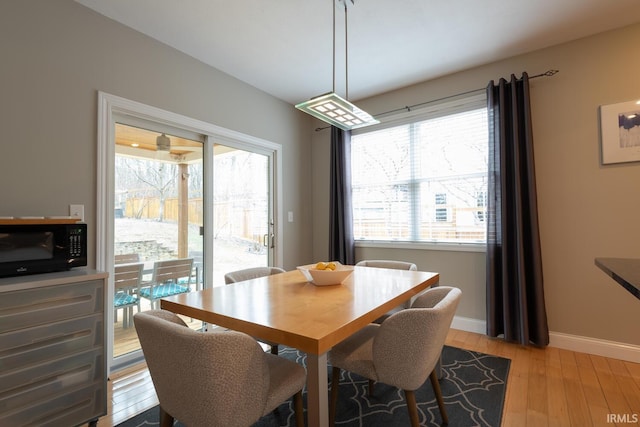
[0,270,108,427]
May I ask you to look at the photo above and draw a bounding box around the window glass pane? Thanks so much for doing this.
[352,184,411,239]
[351,126,411,185]
[417,175,487,242]
[351,99,488,244]
[416,110,488,178]
[113,124,204,362]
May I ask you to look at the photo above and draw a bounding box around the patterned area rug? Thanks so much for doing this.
[116,345,510,427]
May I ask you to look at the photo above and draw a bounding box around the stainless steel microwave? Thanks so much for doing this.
[0,223,87,278]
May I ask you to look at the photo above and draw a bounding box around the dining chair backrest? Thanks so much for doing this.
[355,259,417,271]
[224,266,286,284]
[152,258,194,285]
[373,286,461,391]
[356,259,419,315]
[134,310,306,427]
[115,253,140,265]
[134,310,271,426]
[114,262,144,292]
[223,266,287,355]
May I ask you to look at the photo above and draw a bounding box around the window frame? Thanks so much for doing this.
[350,92,488,252]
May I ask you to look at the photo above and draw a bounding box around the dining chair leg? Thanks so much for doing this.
[330,367,341,426]
[159,406,174,427]
[293,390,305,427]
[429,369,448,424]
[404,389,420,427]
[368,379,375,396]
[271,344,279,355]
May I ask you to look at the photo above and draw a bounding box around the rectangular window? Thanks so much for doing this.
[351,94,488,244]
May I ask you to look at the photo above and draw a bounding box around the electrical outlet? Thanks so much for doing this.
[70,204,84,221]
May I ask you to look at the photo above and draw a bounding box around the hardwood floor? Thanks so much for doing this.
[100,329,640,426]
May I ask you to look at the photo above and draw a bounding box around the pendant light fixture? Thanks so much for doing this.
[295,0,379,131]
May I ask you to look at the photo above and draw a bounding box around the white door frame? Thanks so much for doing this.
[97,91,283,373]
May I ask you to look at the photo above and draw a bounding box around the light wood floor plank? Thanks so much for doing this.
[526,347,548,426]
[609,359,640,421]
[575,352,612,425]
[545,347,571,427]
[559,349,593,427]
[591,354,634,420]
[502,345,530,426]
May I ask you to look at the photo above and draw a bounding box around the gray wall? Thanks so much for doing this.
[313,23,640,346]
[0,1,313,271]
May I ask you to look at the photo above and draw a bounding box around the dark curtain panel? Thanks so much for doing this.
[486,73,549,347]
[328,126,355,265]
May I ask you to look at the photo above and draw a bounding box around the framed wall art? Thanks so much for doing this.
[600,98,640,164]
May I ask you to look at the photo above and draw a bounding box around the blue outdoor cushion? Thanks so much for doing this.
[139,283,189,299]
[115,292,137,307]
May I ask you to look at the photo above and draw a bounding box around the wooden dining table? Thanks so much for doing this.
[160,265,440,427]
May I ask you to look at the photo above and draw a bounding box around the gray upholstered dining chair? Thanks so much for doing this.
[355,259,418,271]
[355,259,419,323]
[224,266,286,284]
[134,310,306,427]
[224,266,286,355]
[329,286,461,427]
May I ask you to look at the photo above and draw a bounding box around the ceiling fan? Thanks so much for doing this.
[156,133,171,151]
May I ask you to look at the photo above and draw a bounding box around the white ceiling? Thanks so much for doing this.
[75,0,640,105]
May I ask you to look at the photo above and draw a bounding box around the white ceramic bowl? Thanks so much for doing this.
[297,262,354,286]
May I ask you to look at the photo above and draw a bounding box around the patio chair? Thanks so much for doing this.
[139,258,194,309]
[224,266,286,354]
[134,310,306,427]
[114,262,143,328]
[329,286,461,427]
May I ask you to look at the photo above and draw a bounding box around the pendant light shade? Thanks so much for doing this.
[296,92,378,130]
[295,0,378,131]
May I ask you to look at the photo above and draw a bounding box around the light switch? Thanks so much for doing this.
[70,204,84,222]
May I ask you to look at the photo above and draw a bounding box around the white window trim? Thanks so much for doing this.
[352,92,487,135]
[355,240,486,253]
[351,92,488,251]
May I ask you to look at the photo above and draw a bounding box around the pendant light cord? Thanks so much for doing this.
[332,0,350,99]
[344,1,349,100]
[332,0,336,94]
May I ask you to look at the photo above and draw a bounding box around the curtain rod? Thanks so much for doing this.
[314,69,559,131]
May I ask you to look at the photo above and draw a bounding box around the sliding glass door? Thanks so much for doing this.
[98,92,283,374]
[112,123,204,363]
[211,144,273,287]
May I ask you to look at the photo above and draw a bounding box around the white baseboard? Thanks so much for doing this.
[451,316,486,334]
[451,316,640,363]
[549,331,640,363]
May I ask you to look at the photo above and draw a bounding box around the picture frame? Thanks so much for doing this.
[600,98,640,164]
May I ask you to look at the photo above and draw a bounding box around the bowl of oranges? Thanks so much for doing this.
[297,261,354,286]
